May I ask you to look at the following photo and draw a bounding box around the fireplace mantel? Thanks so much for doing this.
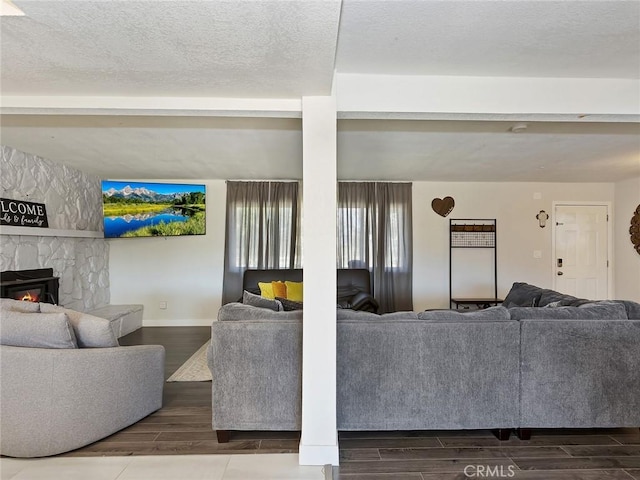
[0,226,103,238]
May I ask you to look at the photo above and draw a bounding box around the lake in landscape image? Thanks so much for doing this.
[104,209,189,238]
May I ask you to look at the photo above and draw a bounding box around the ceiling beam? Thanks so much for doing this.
[0,96,302,118]
[336,74,640,123]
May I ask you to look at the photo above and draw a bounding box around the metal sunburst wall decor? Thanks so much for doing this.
[630,204,640,255]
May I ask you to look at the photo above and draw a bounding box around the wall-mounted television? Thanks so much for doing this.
[102,181,206,238]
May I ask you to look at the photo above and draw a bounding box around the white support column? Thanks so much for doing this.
[299,96,339,466]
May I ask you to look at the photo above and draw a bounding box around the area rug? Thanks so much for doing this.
[166,341,212,382]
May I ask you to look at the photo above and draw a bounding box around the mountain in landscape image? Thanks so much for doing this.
[103,185,185,203]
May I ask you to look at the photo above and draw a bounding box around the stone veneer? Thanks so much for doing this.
[0,146,109,311]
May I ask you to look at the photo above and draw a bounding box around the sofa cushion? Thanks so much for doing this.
[611,300,640,319]
[242,290,283,312]
[0,298,41,313]
[276,297,303,311]
[502,283,544,307]
[417,306,510,321]
[218,302,303,321]
[337,309,417,321]
[509,302,627,320]
[39,303,119,348]
[0,310,78,349]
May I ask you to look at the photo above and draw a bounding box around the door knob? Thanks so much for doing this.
[557,271,563,276]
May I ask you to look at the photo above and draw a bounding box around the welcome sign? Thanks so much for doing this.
[0,198,49,228]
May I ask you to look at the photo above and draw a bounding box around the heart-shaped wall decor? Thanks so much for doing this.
[432,196,455,217]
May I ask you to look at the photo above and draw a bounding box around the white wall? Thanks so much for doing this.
[109,178,631,324]
[412,182,616,311]
[108,180,226,326]
[614,176,640,302]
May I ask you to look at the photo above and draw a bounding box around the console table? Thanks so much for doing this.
[451,297,504,310]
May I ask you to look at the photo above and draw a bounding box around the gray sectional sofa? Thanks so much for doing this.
[207,284,640,441]
[0,298,165,457]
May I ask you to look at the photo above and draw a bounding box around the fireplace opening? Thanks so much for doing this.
[1,269,59,305]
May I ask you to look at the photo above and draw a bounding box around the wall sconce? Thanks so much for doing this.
[536,210,548,228]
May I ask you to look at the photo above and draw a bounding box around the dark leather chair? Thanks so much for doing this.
[336,269,379,313]
[241,268,379,313]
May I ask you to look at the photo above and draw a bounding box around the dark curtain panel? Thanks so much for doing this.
[222,181,301,304]
[337,182,413,313]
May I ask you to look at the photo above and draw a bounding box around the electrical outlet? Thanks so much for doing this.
[533,192,542,200]
[159,301,167,310]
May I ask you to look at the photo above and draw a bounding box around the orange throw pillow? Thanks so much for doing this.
[271,281,287,299]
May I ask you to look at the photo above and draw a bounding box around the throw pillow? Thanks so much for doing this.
[258,282,275,299]
[276,297,303,311]
[271,281,287,299]
[285,281,303,302]
[40,303,119,348]
[0,311,78,349]
[243,290,283,312]
[502,282,545,308]
[0,298,41,313]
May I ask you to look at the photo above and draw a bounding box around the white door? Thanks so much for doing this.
[554,205,609,299]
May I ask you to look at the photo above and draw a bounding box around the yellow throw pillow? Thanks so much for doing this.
[285,281,303,302]
[271,281,287,299]
[258,282,275,299]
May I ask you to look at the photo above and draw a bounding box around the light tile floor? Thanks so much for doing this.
[0,454,327,480]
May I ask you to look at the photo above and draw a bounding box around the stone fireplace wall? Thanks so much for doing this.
[0,146,109,311]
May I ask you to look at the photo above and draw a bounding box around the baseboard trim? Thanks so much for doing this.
[298,443,340,466]
[143,318,212,327]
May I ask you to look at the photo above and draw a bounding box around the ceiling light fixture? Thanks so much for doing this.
[509,123,528,133]
[0,0,25,16]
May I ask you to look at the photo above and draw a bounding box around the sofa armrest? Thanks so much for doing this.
[0,345,165,457]
[209,320,302,430]
[520,319,640,428]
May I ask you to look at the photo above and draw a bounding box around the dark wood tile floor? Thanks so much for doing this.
[334,429,640,479]
[64,327,640,480]
[64,326,300,457]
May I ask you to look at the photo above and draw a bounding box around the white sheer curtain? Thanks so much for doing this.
[337,182,413,313]
[222,181,301,304]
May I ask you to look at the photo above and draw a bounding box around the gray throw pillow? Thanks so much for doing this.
[275,297,303,311]
[417,306,510,321]
[242,290,283,312]
[40,303,119,348]
[502,283,544,308]
[0,310,78,349]
[0,298,41,313]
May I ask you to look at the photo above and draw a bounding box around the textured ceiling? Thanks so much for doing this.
[1,0,341,96]
[2,116,638,182]
[336,0,640,78]
[337,120,640,182]
[1,0,639,182]
[0,115,303,180]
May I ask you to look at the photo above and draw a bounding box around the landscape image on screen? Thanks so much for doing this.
[102,181,206,238]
